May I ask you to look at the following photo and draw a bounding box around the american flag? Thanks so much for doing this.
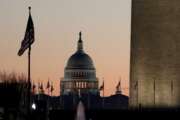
[18,7,34,56]
[99,81,104,91]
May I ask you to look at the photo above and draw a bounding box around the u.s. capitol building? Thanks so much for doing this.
[60,32,99,96]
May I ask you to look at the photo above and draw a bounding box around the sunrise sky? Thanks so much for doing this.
[0,0,131,96]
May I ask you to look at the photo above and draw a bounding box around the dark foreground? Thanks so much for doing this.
[2,109,180,120]
[32,109,180,120]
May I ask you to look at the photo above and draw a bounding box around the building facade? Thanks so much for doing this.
[60,32,99,96]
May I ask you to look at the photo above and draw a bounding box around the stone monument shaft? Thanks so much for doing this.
[130,0,180,108]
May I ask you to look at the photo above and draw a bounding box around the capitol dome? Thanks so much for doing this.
[66,51,95,70]
[60,32,99,96]
[66,32,95,70]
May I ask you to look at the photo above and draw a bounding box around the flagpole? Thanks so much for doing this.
[103,85,104,108]
[18,6,35,117]
[154,78,155,107]
[171,79,173,106]
[137,80,139,109]
[102,80,104,109]
[102,88,104,109]
[27,44,31,119]
[27,6,32,120]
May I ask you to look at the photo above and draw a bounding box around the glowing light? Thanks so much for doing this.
[32,103,36,110]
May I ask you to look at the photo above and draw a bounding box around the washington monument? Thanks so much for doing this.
[130,0,180,108]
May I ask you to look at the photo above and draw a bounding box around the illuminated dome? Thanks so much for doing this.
[60,32,99,96]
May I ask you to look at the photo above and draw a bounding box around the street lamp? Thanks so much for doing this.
[31,103,36,110]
